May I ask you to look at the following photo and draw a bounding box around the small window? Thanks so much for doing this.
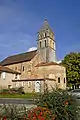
[58,77,60,83]
[45,40,46,47]
[15,74,17,79]
[64,78,66,83]
[15,67,17,70]
[28,81,32,87]
[22,66,24,71]
[40,41,41,48]
[22,82,25,86]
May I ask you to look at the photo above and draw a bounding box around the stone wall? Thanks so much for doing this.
[4,54,66,92]
[33,65,66,90]
[0,72,15,89]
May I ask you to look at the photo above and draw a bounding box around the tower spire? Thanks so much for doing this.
[44,18,48,24]
[37,20,56,62]
[39,19,53,33]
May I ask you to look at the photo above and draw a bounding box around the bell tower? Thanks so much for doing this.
[37,19,56,62]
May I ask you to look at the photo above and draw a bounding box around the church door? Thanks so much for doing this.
[35,81,41,92]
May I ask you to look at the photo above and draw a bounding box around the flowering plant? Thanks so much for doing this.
[26,107,56,120]
[36,87,76,120]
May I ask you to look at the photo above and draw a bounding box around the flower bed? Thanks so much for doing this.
[0,107,56,120]
[0,87,25,95]
[35,88,76,120]
[26,107,56,120]
[0,88,76,120]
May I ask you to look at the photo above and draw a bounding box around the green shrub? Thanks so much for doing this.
[17,87,25,94]
[0,104,27,120]
[0,87,25,95]
[36,87,76,120]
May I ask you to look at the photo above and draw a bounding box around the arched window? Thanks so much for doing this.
[58,77,60,83]
[45,40,46,47]
[28,81,32,87]
[40,41,41,48]
[15,74,17,79]
[22,66,24,71]
[64,78,66,83]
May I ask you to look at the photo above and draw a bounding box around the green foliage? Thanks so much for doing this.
[0,88,38,99]
[0,87,77,120]
[0,87,25,94]
[0,92,35,99]
[16,87,25,94]
[0,105,55,120]
[61,52,80,86]
[36,88,76,120]
[0,89,9,94]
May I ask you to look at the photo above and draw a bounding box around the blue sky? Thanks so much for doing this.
[0,0,80,61]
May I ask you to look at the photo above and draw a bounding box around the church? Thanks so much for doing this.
[0,20,66,92]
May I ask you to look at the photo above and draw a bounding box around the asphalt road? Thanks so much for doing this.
[0,98,34,104]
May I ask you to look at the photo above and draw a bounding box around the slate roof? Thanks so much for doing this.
[1,50,37,66]
[38,19,53,33]
[0,65,20,74]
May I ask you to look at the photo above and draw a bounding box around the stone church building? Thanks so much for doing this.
[1,20,66,92]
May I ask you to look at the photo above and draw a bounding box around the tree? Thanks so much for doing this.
[61,52,80,88]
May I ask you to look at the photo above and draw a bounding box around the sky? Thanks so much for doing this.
[0,0,80,61]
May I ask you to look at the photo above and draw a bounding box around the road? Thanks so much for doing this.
[0,98,34,104]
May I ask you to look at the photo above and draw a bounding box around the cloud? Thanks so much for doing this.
[27,47,37,52]
[56,61,62,64]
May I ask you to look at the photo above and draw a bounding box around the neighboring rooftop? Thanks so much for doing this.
[0,65,20,74]
[1,50,37,66]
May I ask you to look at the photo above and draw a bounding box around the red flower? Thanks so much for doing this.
[33,113,37,118]
[65,101,68,105]
[3,116,7,120]
[27,107,55,120]
[39,112,43,116]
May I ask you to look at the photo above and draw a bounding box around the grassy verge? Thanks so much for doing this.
[0,93,37,99]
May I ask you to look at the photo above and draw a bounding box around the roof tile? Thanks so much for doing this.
[1,50,37,66]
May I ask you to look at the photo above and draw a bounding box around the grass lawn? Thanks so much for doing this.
[0,93,37,99]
